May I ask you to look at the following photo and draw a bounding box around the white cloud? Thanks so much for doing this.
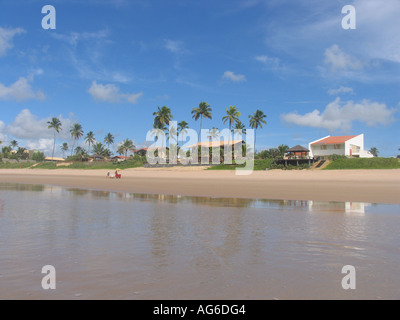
[324,45,363,72]
[0,77,45,102]
[0,26,25,57]
[0,121,6,143]
[6,109,76,140]
[328,86,355,96]
[281,97,397,131]
[255,55,280,68]
[25,139,54,153]
[165,39,184,53]
[222,70,247,82]
[88,81,143,104]
[3,109,78,156]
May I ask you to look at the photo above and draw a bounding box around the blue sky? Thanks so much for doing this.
[0,0,399,157]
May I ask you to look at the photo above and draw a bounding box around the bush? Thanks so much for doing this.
[32,151,45,162]
[328,154,347,161]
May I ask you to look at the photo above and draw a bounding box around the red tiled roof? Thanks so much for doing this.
[312,135,358,145]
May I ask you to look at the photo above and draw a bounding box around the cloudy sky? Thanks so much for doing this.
[0,0,399,156]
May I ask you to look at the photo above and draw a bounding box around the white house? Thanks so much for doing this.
[309,134,374,159]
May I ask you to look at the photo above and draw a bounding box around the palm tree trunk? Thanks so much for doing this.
[199,116,203,142]
[254,129,257,154]
[52,132,56,161]
[71,140,75,157]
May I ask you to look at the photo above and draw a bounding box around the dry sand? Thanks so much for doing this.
[1,167,400,204]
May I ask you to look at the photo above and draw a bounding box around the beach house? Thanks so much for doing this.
[309,134,374,159]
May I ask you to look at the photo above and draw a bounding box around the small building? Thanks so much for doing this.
[111,156,130,162]
[309,134,374,159]
[89,154,107,162]
[44,157,65,162]
[186,140,244,149]
[286,145,310,159]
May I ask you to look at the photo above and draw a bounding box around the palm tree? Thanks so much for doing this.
[47,117,62,161]
[191,101,212,140]
[233,121,246,139]
[16,147,27,159]
[104,133,114,149]
[153,106,173,128]
[249,110,267,152]
[92,142,106,156]
[150,123,167,148]
[69,123,84,156]
[277,144,289,159]
[61,142,69,158]
[85,131,96,154]
[222,106,241,132]
[177,121,189,146]
[10,140,18,150]
[207,127,220,142]
[119,139,135,158]
[74,146,84,155]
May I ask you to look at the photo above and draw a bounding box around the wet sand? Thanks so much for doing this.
[1,168,400,204]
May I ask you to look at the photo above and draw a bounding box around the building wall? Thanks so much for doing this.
[309,134,374,158]
[310,144,346,157]
[344,134,364,156]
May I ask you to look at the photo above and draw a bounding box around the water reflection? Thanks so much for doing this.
[0,182,378,214]
[309,201,369,215]
[1,182,400,299]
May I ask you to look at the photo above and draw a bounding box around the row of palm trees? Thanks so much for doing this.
[3,103,267,161]
[152,102,267,150]
[47,118,122,160]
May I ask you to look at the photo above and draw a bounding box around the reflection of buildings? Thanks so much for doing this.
[308,201,368,215]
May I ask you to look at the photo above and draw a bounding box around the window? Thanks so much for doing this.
[321,145,327,150]
[334,144,342,149]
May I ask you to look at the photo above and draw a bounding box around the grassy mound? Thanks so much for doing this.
[324,157,400,170]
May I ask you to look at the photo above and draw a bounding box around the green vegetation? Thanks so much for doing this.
[324,157,400,170]
[32,151,45,162]
[0,162,34,169]
[31,159,145,170]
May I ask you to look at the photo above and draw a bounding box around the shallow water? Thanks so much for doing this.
[0,183,399,299]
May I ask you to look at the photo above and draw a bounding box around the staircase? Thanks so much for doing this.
[312,159,330,169]
[315,160,326,168]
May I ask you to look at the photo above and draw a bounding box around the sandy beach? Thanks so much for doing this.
[1,167,399,204]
